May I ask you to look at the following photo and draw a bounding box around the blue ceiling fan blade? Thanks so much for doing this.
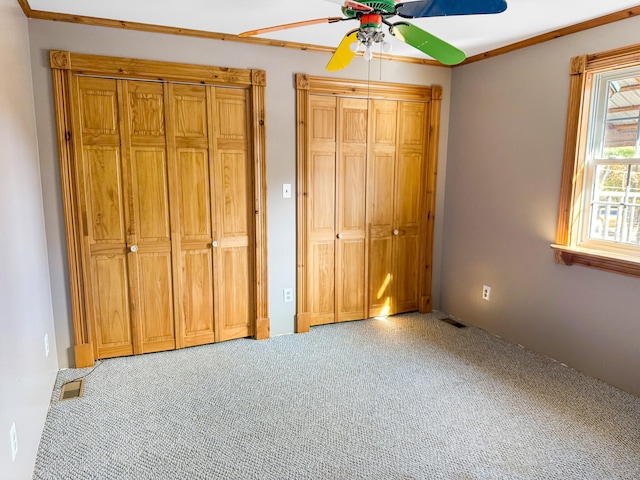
[395,0,507,19]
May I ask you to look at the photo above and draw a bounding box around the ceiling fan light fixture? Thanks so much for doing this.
[364,47,374,61]
[350,40,361,53]
[382,41,392,53]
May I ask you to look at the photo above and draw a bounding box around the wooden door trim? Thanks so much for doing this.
[295,74,433,102]
[420,86,442,313]
[51,50,269,367]
[295,74,441,331]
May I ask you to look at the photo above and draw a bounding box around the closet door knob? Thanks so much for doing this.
[212,241,219,247]
[393,229,399,236]
[130,245,139,253]
[337,233,343,239]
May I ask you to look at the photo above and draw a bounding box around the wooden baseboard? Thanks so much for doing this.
[296,312,311,333]
[255,317,270,340]
[74,343,94,368]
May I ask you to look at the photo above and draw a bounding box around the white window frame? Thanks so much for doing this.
[579,66,640,255]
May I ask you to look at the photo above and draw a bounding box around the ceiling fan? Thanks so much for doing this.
[240,0,508,71]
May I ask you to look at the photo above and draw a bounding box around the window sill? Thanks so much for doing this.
[551,244,640,278]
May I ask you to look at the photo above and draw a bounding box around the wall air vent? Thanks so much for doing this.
[440,317,467,328]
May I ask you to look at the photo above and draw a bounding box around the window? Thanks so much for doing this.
[553,46,640,277]
[583,68,640,251]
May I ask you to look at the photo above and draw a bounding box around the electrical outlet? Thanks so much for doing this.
[9,423,18,462]
[44,333,49,357]
[282,184,292,199]
[283,288,294,303]
[482,285,491,301]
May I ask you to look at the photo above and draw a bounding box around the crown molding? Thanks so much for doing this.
[18,1,640,67]
[20,3,444,68]
[463,6,640,65]
[17,0,32,16]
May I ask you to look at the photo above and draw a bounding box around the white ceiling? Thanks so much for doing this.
[27,0,640,60]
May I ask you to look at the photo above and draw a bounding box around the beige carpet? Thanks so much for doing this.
[33,312,640,479]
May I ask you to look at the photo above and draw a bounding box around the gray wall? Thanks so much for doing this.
[443,17,640,397]
[28,20,452,369]
[0,1,58,477]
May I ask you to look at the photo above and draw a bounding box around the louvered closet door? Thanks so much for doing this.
[169,84,254,346]
[72,77,176,359]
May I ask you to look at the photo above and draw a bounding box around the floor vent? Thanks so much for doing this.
[440,317,467,329]
[60,379,85,401]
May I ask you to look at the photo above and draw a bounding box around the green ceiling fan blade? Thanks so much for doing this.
[326,29,360,71]
[390,22,466,65]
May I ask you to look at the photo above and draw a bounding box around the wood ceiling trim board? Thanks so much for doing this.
[21,3,443,68]
[19,1,640,67]
[17,0,32,16]
[462,6,640,65]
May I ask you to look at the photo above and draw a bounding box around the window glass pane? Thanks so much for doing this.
[628,165,640,244]
[603,77,640,158]
[594,163,628,197]
[589,164,626,241]
[588,164,640,244]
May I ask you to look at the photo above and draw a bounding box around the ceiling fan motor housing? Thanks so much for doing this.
[342,0,396,18]
[359,13,383,29]
[344,1,396,47]
[357,14,385,46]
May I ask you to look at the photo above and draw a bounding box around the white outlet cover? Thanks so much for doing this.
[282,184,292,199]
[10,423,18,461]
[283,288,294,303]
[482,285,491,301]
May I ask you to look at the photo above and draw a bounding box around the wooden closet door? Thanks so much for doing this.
[209,87,254,341]
[123,81,176,354]
[304,95,367,325]
[296,75,441,332]
[72,76,133,359]
[394,101,428,314]
[169,84,217,347]
[73,77,177,359]
[367,100,427,316]
[306,95,337,326]
[336,98,368,322]
[367,99,398,317]
[169,84,254,346]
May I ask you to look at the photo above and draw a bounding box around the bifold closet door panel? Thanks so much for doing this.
[367,100,398,317]
[393,102,428,314]
[169,84,217,347]
[306,95,337,326]
[169,85,255,345]
[210,87,254,341]
[336,97,368,322]
[72,76,134,359]
[123,81,176,354]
